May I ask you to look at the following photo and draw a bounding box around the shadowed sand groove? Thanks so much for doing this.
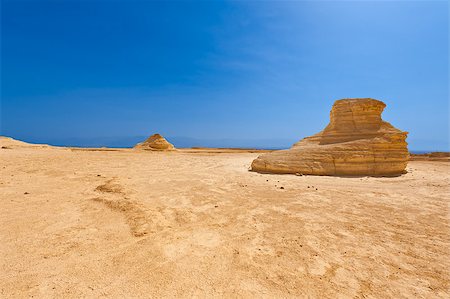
[93,179,150,237]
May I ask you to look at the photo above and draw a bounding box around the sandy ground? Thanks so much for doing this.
[1,144,449,298]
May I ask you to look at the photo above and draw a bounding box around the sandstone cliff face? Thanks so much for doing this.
[251,98,409,176]
[134,134,175,151]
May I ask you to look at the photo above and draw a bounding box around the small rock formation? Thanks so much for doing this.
[251,98,409,176]
[134,134,175,151]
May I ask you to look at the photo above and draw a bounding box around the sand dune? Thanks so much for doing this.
[0,136,51,149]
[1,142,449,298]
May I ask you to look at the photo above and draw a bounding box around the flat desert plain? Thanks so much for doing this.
[1,144,449,298]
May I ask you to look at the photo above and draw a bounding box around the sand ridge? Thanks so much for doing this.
[0,136,51,149]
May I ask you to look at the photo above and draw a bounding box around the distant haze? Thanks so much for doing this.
[1,0,448,151]
[9,135,293,150]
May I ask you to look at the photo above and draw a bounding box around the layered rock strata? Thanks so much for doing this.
[134,134,175,151]
[251,98,409,176]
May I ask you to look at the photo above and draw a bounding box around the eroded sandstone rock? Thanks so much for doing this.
[251,98,409,176]
[134,134,175,151]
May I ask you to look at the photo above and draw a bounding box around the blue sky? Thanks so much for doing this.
[1,0,448,150]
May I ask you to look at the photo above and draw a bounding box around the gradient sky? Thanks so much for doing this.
[1,0,448,150]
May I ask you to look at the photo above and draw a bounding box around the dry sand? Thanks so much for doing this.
[1,143,449,298]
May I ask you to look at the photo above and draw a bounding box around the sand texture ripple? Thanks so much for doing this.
[1,146,449,298]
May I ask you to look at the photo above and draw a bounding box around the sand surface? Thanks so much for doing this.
[1,145,449,298]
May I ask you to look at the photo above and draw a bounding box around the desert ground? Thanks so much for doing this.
[1,139,449,298]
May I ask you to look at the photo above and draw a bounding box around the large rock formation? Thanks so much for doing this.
[251,98,409,176]
[134,134,175,151]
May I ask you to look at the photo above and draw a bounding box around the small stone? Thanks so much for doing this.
[24,192,29,195]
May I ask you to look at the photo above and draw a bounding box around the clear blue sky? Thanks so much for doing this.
[1,0,448,150]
